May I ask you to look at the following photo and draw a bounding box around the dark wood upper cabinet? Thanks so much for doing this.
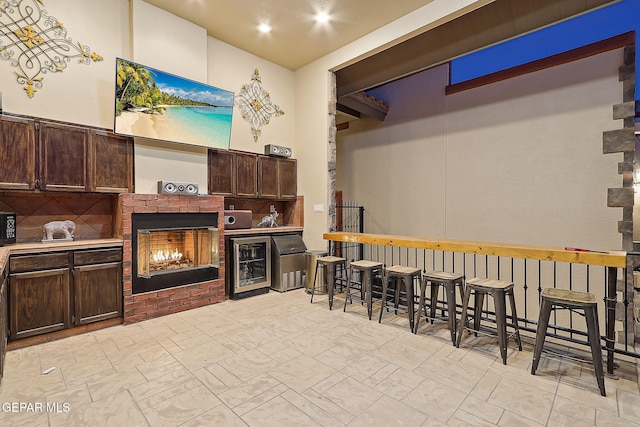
[208,149,258,198]
[258,156,297,200]
[0,113,134,194]
[278,158,297,200]
[38,121,89,192]
[90,130,134,193]
[0,115,36,191]
[208,149,235,196]
[258,156,279,199]
[235,152,258,197]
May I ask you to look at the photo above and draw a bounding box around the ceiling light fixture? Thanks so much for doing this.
[314,11,330,24]
[258,23,272,33]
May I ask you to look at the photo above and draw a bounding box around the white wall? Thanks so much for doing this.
[338,50,623,250]
[207,38,295,155]
[0,0,130,127]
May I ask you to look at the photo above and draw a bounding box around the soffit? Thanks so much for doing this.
[335,0,619,97]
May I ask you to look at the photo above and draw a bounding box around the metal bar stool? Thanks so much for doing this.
[378,265,421,331]
[531,288,606,396]
[344,260,383,320]
[310,256,347,310]
[456,277,522,364]
[415,271,465,345]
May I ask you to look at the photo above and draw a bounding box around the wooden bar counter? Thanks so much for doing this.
[324,232,628,374]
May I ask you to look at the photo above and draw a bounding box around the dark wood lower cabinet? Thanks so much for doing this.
[74,261,122,325]
[8,247,122,341]
[9,268,70,340]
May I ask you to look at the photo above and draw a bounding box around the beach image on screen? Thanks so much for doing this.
[114,58,233,149]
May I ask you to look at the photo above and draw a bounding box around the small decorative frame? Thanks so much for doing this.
[0,0,103,98]
[235,68,284,142]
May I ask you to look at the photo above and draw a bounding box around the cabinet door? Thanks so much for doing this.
[9,268,70,340]
[39,121,89,192]
[0,115,36,190]
[235,152,258,197]
[90,130,134,193]
[208,149,235,196]
[73,262,122,325]
[258,156,279,199]
[278,158,297,199]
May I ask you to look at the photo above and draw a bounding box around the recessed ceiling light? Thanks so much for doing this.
[258,23,272,33]
[314,11,330,24]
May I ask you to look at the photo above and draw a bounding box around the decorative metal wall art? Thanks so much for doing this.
[235,68,284,142]
[0,0,103,98]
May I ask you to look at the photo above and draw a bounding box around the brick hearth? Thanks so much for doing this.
[117,194,226,324]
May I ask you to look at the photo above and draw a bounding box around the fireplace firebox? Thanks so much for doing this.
[132,213,219,294]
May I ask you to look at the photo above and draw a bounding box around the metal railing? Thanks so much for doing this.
[325,232,633,375]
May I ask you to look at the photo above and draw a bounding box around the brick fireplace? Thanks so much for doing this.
[117,193,226,324]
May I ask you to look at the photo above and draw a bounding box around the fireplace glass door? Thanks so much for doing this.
[137,227,219,278]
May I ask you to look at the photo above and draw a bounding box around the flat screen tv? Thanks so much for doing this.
[114,58,233,150]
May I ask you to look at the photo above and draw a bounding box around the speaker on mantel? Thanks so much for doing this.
[264,144,292,158]
[157,180,199,195]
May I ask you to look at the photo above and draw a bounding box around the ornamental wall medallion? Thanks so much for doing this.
[235,68,284,142]
[0,0,103,98]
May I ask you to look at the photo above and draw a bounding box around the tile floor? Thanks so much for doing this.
[1,288,639,426]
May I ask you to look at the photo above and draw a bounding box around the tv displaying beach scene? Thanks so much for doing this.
[114,58,234,149]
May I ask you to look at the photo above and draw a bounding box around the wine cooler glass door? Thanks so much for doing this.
[233,236,271,294]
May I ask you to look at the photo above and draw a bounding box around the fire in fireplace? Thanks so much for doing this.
[132,212,219,294]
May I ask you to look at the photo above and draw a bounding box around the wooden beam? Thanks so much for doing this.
[446,31,636,95]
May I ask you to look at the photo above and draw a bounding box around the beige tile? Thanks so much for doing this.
[217,349,280,382]
[414,355,487,393]
[173,339,236,371]
[136,359,184,381]
[618,388,640,424]
[458,395,504,424]
[269,355,336,393]
[498,410,545,426]
[242,395,322,426]
[205,363,244,388]
[301,388,357,424]
[402,377,467,422]
[86,366,148,401]
[372,366,425,400]
[234,383,289,416]
[46,383,93,409]
[141,384,222,425]
[60,356,114,386]
[547,410,595,427]
[129,366,196,403]
[552,395,596,424]
[487,377,554,424]
[348,394,427,426]
[322,376,382,416]
[281,389,344,427]
[596,409,640,426]
[280,332,337,358]
[49,390,148,427]
[555,381,618,415]
[449,409,500,427]
[182,405,247,427]
[218,373,282,408]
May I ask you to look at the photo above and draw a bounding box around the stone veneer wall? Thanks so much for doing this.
[117,193,226,324]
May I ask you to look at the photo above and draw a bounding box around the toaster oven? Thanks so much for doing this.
[0,212,16,246]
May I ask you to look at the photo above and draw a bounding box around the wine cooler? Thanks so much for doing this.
[230,236,271,298]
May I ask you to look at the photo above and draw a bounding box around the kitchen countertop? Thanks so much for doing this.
[0,239,124,275]
[224,226,303,236]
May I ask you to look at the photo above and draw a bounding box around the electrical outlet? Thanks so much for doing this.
[229,205,234,210]
[270,205,275,213]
